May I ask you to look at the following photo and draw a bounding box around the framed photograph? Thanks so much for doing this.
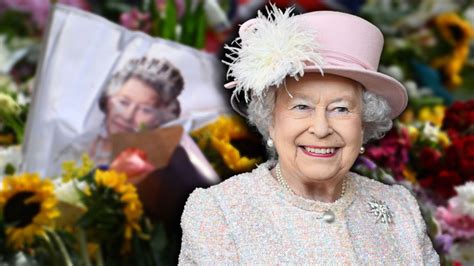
[22,5,229,176]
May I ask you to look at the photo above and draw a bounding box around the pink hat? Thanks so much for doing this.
[223,6,407,119]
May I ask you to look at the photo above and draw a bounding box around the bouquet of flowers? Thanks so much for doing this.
[353,99,474,264]
[0,151,172,265]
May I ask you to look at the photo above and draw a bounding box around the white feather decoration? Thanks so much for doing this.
[223,4,324,102]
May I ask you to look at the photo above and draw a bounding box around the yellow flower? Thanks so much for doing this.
[62,154,94,182]
[438,131,451,148]
[192,116,262,173]
[0,173,60,249]
[94,170,143,241]
[407,125,419,144]
[432,46,470,88]
[435,12,474,46]
[432,13,474,88]
[418,105,445,127]
[399,108,415,124]
[402,166,417,183]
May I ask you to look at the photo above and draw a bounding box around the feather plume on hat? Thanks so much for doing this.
[223,4,324,102]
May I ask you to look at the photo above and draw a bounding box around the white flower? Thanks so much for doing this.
[224,4,323,101]
[0,145,22,179]
[451,181,474,217]
[403,80,432,99]
[450,242,474,265]
[380,65,404,81]
[0,35,31,74]
[421,122,440,142]
[466,6,474,27]
[55,179,87,208]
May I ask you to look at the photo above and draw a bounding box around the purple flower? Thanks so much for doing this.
[434,234,454,253]
[356,156,377,170]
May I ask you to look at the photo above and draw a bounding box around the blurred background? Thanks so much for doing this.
[0,0,473,265]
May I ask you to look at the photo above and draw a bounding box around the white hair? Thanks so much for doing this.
[247,87,393,156]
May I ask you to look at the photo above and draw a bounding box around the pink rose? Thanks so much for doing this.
[110,148,155,184]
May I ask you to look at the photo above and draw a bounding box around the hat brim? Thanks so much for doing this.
[228,66,407,120]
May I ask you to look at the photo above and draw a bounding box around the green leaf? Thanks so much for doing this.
[0,11,34,37]
[162,0,178,40]
[180,0,195,45]
[150,0,162,36]
[193,0,207,49]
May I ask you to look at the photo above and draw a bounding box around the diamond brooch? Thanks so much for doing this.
[368,197,393,224]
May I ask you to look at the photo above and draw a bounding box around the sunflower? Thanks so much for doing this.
[93,170,143,241]
[0,173,59,249]
[432,45,469,88]
[432,12,474,88]
[434,12,473,47]
[192,116,263,174]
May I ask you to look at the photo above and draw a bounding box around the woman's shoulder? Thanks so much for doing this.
[350,172,423,223]
[183,162,271,212]
[350,171,414,200]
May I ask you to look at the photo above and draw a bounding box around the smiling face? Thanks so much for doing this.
[106,77,162,134]
[269,73,363,184]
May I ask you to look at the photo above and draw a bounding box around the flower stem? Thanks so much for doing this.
[96,245,104,266]
[47,229,73,266]
[76,228,91,266]
[41,233,61,266]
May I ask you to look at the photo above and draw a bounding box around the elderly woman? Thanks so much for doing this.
[89,57,184,163]
[54,57,185,174]
[179,7,439,264]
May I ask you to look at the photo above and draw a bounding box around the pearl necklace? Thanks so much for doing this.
[275,163,347,223]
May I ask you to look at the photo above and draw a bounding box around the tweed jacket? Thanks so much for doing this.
[179,161,440,265]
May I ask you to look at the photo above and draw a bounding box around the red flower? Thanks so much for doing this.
[418,170,463,199]
[443,99,474,134]
[445,135,474,179]
[418,147,442,172]
[366,127,410,180]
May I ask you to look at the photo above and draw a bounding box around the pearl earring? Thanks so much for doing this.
[267,139,274,147]
[360,146,365,154]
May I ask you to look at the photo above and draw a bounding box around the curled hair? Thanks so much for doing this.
[361,90,393,142]
[99,57,184,113]
[246,88,393,156]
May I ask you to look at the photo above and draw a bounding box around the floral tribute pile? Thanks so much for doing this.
[0,0,474,265]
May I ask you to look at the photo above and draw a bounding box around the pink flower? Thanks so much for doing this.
[110,148,155,182]
[120,8,151,32]
[2,0,89,29]
[436,202,474,240]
